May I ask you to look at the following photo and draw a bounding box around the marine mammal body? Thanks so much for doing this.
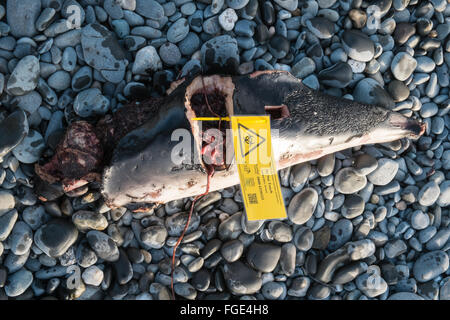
[35,71,425,208]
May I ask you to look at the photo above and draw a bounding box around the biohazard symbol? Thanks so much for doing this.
[238,123,266,158]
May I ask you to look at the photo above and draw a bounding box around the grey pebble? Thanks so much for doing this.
[413,251,449,283]
[34,219,79,258]
[334,167,367,194]
[159,42,181,65]
[132,46,162,74]
[73,88,110,117]
[288,187,318,225]
[4,269,33,297]
[7,55,40,96]
[0,209,18,241]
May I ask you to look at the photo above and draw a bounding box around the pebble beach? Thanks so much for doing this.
[0,0,449,300]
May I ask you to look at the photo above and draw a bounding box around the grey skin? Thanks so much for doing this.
[102,70,425,208]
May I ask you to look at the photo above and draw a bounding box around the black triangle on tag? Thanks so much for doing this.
[237,122,266,158]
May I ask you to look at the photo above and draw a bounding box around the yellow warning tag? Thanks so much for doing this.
[230,116,287,221]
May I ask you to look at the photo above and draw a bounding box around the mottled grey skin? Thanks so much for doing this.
[102,71,424,208]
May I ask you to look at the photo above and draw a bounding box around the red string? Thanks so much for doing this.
[171,168,213,300]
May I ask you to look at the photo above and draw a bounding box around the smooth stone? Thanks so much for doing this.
[410,210,430,230]
[353,78,394,109]
[218,8,238,32]
[131,26,162,39]
[140,225,168,249]
[275,0,298,11]
[34,219,78,258]
[262,281,284,300]
[328,219,353,251]
[111,19,130,38]
[180,3,196,15]
[280,243,296,276]
[288,276,310,297]
[0,189,16,215]
[415,56,436,73]
[302,74,319,90]
[367,158,398,186]
[46,69,71,91]
[289,162,311,192]
[288,187,318,225]
[393,23,416,44]
[268,35,290,59]
[22,206,48,231]
[82,265,104,286]
[203,16,221,35]
[334,167,367,194]
[413,251,449,283]
[384,239,407,258]
[420,103,438,118]
[246,242,281,272]
[174,283,196,300]
[291,57,315,79]
[166,212,200,237]
[0,110,28,159]
[348,9,367,29]
[12,130,45,164]
[220,239,244,263]
[135,0,164,20]
[72,66,93,91]
[388,292,424,300]
[86,231,120,262]
[226,0,250,10]
[293,226,314,251]
[7,0,41,37]
[306,17,335,39]
[73,88,110,117]
[81,24,127,83]
[222,261,262,295]
[72,210,108,232]
[179,33,201,56]
[318,62,353,88]
[7,221,32,256]
[387,80,410,102]
[7,55,40,96]
[342,30,375,62]
[167,18,189,43]
[437,181,450,207]
[418,181,440,207]
[356,271,388,298]
[312,226,331,250]
[342,194,365,219]
[201,35,240,73]
[353,154,378,176]
[132,46,162,75]
[112,249,133,285]
[268,221,293,243]
[159,42,181,65]
[426,228,450,251]
[4,269,33,297]
[0,209,18,241]
[11,91,42,114]
[391,52,417,81]
[234,20,256,37]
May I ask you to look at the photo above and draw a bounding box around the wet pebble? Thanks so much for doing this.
[34,219,78,258]
[288,188,318,225]
[342,30,375,62]
[334,167,367,194]
[367,158,399,186]
[413,251,449,283]
[391,52,417,81]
